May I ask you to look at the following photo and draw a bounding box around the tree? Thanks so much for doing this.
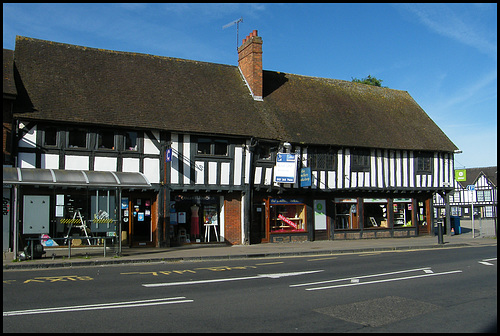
[351,75,385,87]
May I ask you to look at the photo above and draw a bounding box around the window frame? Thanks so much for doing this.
[415,152,433,174]
[96,130,116,151]
[196,137,229,157]
[351,149,370,172]
[66,128,88,149]
[307,147,336,171]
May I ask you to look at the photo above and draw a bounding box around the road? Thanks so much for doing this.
[3,245,497,333]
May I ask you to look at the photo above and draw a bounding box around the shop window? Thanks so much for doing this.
[125,131,138,151]
[196,138,228,156]
[44,127,58,147]
[97,130,115,150]
[270,200,306,233]
[393,199,413,227]
[335,200,358,229]
[351,149,370,172]
[67,128,87,148]
[363,199,388,228]
[416,152,433,174]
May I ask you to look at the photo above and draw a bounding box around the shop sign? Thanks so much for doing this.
[274,153,297,183]
[278,214,298,229]
[270,198,304,205]
[300,167,312,187]
[455,169,466,182]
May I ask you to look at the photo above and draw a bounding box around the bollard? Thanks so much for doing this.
[437,220,444,245]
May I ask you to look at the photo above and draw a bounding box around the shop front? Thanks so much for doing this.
[168,193,224,245]
[3,167,154,256]
[332,196,431,239]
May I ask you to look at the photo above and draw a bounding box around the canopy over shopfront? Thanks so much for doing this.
[3,167,152,189]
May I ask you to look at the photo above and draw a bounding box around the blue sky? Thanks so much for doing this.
[3,3,497,169]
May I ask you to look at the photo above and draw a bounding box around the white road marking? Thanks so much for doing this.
[478,261,495,266]
[142,270,324,288]
[305,270,462,291]
[3,297,192,317]
[290,267,432,288]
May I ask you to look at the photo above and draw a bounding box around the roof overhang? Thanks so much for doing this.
[3,167,152,189]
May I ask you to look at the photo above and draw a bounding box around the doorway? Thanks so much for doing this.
[125,196,155,247]
[251,201,268,244]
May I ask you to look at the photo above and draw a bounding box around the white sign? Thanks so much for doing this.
[274,153,297,183]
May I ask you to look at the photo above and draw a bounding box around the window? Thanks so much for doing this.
[308,148,336,170]
[416,152,432,174]
[44,127,58,147]
[269,201,306,233]
[256,143,275,161]
[477,190,492,202]
[125,132,138,151]
[363,199,389,228]
[335,200,358,229]
[197,138,228,156]
[67,128,87,148]
[351,149,370,172]
[97,130,115,150]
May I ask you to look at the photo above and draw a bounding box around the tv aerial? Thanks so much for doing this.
[223,17,243,50]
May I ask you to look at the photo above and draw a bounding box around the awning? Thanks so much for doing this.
[3,167,152,189]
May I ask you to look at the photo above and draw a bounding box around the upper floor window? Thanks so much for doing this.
[307,147,336,170]
[256,142,276,161]
[197,138,228,156]
[67,128,87,148]
[97,130,115,150]
[351,149,370,172]
[125,131,138,151]
[416,152,433,174]
[477,190,492,202]
[44,127,58,147]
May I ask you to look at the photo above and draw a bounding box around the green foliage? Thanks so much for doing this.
[351,75,385,87]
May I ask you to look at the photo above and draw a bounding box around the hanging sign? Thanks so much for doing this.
[300,167,312,187]
[455,169,466,182]
[274,153,297,183]
[165,148,172,162]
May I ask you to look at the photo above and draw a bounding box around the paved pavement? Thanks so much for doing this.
[3,219,496,270]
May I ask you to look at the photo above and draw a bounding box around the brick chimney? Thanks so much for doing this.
[238,30,263,101]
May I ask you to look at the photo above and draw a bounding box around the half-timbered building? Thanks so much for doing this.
[3,31,458,254]
[434,167,497,220]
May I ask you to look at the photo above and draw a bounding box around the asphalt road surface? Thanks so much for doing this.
[3,245,497,333]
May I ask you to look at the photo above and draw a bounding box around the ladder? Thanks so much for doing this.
[64,209,91,245]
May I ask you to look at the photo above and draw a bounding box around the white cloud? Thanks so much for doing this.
[400,4,497,57]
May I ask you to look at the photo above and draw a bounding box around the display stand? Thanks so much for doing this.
[204,223,219,242]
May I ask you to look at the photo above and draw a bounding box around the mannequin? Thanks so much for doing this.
[190,204,200,239]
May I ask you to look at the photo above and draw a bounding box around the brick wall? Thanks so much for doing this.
[237,30,263,99]
[224,193,242,245]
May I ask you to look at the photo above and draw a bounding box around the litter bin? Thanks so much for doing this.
[450,216,461,235]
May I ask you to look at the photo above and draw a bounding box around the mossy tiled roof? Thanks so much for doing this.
[9,36,457,152]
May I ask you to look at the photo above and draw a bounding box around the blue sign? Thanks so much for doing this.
[165,148,172,162]
[300,167,312,187]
